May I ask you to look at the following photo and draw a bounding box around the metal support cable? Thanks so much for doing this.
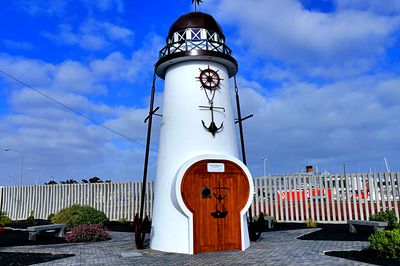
[139,65,158,222]
[234,75,253,222]
[0,69,152,150]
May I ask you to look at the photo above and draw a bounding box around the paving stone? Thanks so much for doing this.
[121,251,142,258]
[0,229,375,265]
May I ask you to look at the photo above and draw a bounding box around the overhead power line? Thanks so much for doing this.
[0,69,154,151]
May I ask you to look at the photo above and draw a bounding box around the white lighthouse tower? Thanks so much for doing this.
[150,11,254,254]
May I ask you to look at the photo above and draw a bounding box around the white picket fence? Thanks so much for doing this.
[252,172,400,223]
[0,182,153,221]
[1,173,399,223]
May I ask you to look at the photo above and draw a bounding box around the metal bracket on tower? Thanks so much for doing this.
[235,114,253,124]
[144,106,162,123]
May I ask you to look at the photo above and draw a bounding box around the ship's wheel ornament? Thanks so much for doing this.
[196,65,223,90]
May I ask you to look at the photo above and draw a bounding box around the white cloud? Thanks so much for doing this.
[207,0,400,78]
[51,60,105,93]
[102,22,132,41]
[0,55,103,94]
[0,54,54,87]
[0,84,154,185]
[236,75,400,175]
[336,0,400,14]
[80,0,124,13]
[376,78,400,107]
[198,0,400,174]
[43,19,133,51]
[19,0,69,16]
[3,40,34,50]
[260,65,299,82]
[90,34,163,81]
[0,38,163,185]
[9,88,113,116]
[19,0,124,16]
[0,37,161,95]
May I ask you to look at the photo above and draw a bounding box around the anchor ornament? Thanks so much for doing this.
[202,120,223,136]
[199,102,225,136]
[196,66,225,136]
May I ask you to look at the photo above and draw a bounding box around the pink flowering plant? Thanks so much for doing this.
[65,224,109,242]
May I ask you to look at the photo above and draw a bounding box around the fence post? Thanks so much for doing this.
[0,186,3,214]
[334,174,340,222]
[392,173,399,219]
[273,176,279,221]
[362,174,369,220]
[379,173,386,211]
[357,174,364,220]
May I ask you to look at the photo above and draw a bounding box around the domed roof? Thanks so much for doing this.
[167,12,225,40]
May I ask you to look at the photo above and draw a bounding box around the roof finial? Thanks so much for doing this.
[192,0,203,12]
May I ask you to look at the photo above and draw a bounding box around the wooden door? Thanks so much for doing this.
[181,160,250,254]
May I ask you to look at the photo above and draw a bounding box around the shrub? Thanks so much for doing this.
[26,210,36,226]
[305,219,317,228]
[369,210,399,229]
[118,217,129,224]
[0,212,12,226]
[51,205,108,230]
[65,224,109,242]
[369,229,400,259]
[47,213,55,221]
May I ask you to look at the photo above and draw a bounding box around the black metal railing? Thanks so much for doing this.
[159,39,232,59]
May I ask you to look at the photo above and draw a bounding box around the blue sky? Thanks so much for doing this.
[1,0,400,186]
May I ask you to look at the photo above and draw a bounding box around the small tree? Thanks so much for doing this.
[89,176,102,183]
[61,179,78,184]
[82,177,110,183]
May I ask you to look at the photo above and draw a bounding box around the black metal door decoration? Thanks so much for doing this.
[211,182,229,219]
[197,65,225,136]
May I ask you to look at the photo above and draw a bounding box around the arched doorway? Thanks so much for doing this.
[181,159,250,253]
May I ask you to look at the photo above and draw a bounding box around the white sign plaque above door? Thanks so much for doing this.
[207,163,225,173]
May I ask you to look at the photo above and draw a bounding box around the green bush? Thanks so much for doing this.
[369,229,400,259]
[26,210,36,226]
[51,205,109,230]
[305,219,317,228]
[118,217,129,224]
[0,212,12,226]
[47,213,55,221]
[369,210,399,229]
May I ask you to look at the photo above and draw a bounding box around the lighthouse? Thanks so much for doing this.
[150,11,254,254]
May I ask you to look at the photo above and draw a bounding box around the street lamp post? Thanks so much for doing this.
[261,157,268,177]
[5,149,24,186]
[5,148,24,220]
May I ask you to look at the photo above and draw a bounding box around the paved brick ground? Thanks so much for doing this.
[0,228,372,265]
